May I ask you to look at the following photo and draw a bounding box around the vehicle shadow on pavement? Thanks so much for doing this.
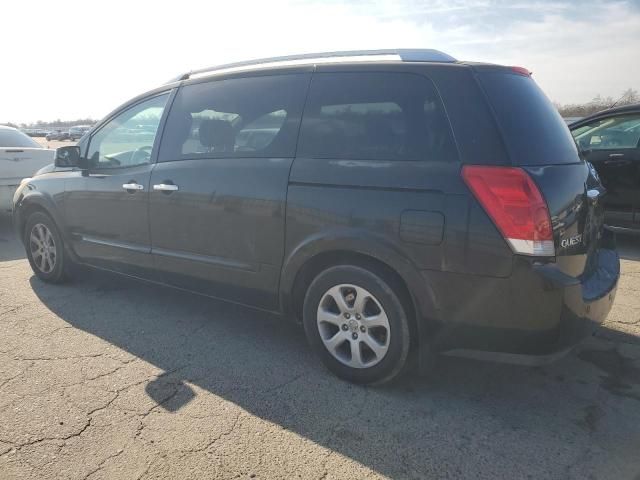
[27,265,640,479]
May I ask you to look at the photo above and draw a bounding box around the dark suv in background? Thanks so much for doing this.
[69,125,93,141]
[570,104,640,233]
[13,49,620,384]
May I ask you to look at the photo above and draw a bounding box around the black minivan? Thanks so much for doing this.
[13,49,620,384]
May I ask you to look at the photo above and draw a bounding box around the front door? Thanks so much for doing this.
[148,74,310,310]
[574,113,640,229]
[64,92,171,275]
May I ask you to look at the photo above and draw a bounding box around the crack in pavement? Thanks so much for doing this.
[190,410,244,454]
[15,352,118,362]
[0,365,189,461]
[83,447,125,480]
[0,362,34,390]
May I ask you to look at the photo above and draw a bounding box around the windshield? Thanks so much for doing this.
[0,128,41,148]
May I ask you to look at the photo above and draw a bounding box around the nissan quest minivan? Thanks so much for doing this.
[12,49,620,384]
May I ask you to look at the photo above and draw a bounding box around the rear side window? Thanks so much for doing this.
[0,128,40,148]
[477,72,580,165]
[158,74,309,161]
[297,72,457,162]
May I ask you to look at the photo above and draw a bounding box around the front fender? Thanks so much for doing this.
[13,188,66,246]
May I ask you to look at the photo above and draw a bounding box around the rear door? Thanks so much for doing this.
[571,114,640,229]
[64,92,171,276]
[149,73,310,310]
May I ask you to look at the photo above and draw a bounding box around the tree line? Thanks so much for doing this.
[554,88,638,118]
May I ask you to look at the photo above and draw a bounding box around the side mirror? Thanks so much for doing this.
[55,145,84,168]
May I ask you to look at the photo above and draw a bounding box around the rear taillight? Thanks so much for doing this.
[510,66,532,76]
[462,165,554,256]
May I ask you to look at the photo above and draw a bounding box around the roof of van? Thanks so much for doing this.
[169,49,458,82]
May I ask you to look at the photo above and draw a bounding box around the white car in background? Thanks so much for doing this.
[0,126,55,213]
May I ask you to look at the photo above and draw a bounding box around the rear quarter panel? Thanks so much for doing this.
[283,157,514,322]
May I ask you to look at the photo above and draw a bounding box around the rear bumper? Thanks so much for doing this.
[426,237,620,365]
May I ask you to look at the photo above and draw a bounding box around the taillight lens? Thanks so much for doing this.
[462,165,554,256]
[510,66,532,76]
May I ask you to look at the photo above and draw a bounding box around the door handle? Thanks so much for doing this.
[122,183,144,190]
[153,183,179,192]
[608,153,625,158]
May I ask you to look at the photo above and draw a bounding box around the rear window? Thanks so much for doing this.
[0,128,40,148]
[477,72,580,165]
[297,72,457,162]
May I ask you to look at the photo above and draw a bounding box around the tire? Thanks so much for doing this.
[303,265,411,385]
[24,211,71,283]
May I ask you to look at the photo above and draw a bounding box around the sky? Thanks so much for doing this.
[1,0,639,124]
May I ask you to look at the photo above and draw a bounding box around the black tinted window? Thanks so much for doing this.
[297,72,456,162]
[159,74,309,161]
[477,72,580,165]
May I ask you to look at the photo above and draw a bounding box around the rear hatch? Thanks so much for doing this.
[474,67,607,279]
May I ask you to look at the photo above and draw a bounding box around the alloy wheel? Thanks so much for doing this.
[316,284,391,368]
[29,223,57,274]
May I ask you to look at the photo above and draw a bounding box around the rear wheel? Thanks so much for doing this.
[24,212,71,283]
[303,265,411,385]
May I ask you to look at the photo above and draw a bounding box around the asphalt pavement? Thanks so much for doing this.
[1,216,639,479]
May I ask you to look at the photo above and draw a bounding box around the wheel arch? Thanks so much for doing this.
[280,231,441,356]
[15,193,66,245]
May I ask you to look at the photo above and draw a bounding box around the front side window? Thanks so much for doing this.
[297,72,456,162]
[87,93,169,169]
[572,115,640,151]
[158,74,310,161]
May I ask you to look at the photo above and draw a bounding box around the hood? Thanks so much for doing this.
[34,163,56,176]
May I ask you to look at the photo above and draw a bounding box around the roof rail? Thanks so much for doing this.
[169,49,456,82]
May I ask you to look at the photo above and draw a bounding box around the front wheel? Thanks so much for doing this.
[303,265,411,385]
[24,212,71,283]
